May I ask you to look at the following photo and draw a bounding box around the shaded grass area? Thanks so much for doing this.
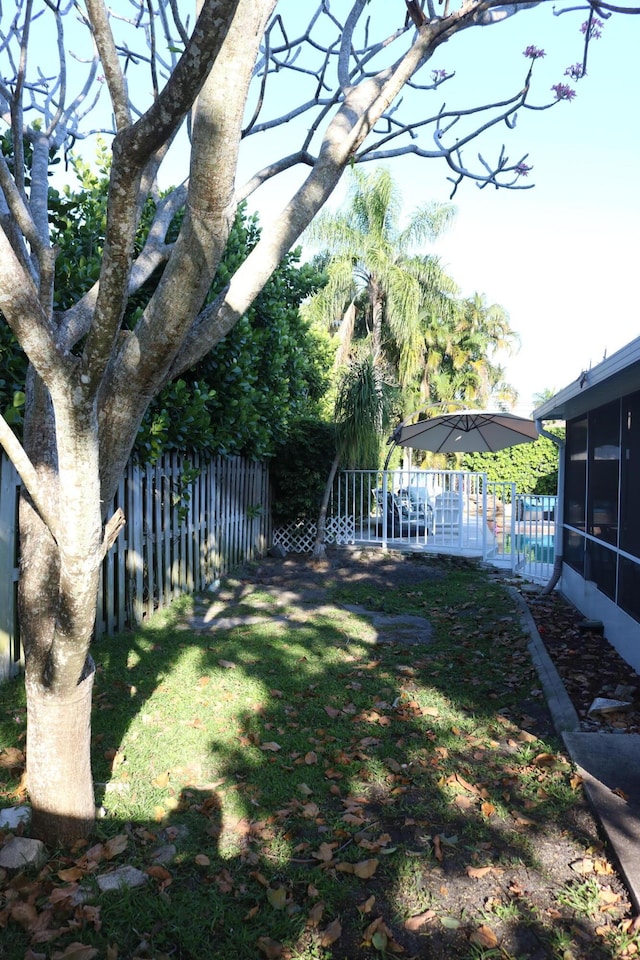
[1,554,639,959]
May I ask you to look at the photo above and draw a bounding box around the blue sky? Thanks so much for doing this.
[421,4,640,414]
[237,3,640,415]
[34,1,639,415]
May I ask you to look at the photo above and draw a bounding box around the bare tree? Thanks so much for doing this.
[0,0,622,844]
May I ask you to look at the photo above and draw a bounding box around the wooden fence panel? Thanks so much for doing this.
[0,454,270,679]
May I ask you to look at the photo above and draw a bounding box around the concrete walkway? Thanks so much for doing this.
[514,590,640,913]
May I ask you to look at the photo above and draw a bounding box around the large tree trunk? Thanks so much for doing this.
[19,376,105,845]
[26,661,96,844]
[20,488,103,844]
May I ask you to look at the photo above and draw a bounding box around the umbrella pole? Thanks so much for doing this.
[383,439,397,472]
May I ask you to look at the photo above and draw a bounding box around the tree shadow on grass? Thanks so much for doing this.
[2,554,632,959]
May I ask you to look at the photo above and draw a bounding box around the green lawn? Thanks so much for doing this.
[0,559,637,959]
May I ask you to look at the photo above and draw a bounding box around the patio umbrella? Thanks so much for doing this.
[389,409,540,455]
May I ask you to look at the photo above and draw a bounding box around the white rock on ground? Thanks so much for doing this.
[96,865,149,893]
[0,805,31,830]
[587,697,633,718]
[0,836,47,872]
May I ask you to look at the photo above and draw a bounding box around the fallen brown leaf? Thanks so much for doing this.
[433,835,443,862]
[599,888,621,905]
[620,916,640,935]
[320,917,342,947]
[312,842,336,862]
[49,885,80,906]
[466,865,493,879]
[447,773,481,795]
[358,895,376,914]
[533,752,559,767]
[57,866,85,882]
[353,859,379,879]
[404,909,436,931]
[452,795,474,811]
[516,729,538,743]
[306,901,325,928]
[510,810,536,826]
[342,813,365,826]
[10,902,39,931]
[469,925,499,949]
[0,747,25,769]
[103,834,128,860]
[256,936,283,959]
[52,944,99,960]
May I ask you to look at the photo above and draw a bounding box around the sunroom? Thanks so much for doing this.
[534,335,640,673]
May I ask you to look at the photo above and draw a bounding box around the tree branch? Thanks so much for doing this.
[0,413,62,546]
[84,0,132,130]
[117,0,244,165]
[0,225,71,386]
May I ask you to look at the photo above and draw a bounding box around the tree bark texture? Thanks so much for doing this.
[26,661,96,844]
[17,364,104,844]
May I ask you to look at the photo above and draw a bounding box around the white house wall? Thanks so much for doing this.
[561,563,640,674]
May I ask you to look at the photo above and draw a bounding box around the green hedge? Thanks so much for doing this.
[461,431,563,496]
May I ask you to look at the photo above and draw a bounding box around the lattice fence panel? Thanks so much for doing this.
[327,516,355,545]
[273,516,355,553]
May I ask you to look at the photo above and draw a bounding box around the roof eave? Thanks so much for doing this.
[533,334,640,423]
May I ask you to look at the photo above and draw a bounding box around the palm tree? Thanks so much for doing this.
[311,351,397,560]
[422,294,519,409]
[304,168,458,558]
[304,168,519,552]
[303,166,458,391]
[532,387,558,407]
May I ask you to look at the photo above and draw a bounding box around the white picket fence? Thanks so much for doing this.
[0,454,270,681]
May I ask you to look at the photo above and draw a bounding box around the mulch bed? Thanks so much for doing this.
[520,588,640,734]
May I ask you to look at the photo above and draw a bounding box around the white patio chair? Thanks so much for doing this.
[434,491,462,536]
